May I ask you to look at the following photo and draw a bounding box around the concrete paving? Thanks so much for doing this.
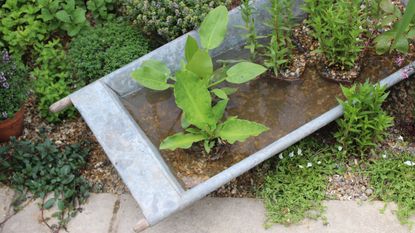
[0,186,414,233]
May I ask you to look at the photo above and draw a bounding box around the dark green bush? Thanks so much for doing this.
[67,20,150,85]
[122,0,231,42]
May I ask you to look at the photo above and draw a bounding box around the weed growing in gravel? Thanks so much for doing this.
[260,139,341,227]
[366,151,415,228]
[0,137,91,232]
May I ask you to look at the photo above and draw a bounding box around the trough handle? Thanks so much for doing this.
[134,218,150,232]
[49,96,73,113]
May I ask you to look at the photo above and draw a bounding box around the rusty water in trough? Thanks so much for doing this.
[122,47,396,189]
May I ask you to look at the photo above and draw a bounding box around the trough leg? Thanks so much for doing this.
[134,218,150,232]
[49,96,73,113]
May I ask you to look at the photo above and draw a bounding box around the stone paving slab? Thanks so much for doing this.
[143,198,414,233]
[0,191,414,233]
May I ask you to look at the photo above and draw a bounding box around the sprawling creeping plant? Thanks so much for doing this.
[132,6,269,153]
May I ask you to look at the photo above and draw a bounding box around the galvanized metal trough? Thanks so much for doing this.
[50,0,415,231]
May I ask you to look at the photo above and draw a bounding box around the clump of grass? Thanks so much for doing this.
[259,139,341,227]
[366,152,415,228]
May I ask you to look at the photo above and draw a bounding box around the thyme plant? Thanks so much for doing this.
[132,6,269,153]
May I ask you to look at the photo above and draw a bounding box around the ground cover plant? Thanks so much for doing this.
[260,139,341,227]
[122,0,231,42]
[335,81,394,156]
[68,20,150,85]
[0,137,91,232]
[132,6,269,153]
[366,151,415,227]
[0,50,29,120]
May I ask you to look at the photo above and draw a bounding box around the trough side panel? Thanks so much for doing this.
[70,81,183,223]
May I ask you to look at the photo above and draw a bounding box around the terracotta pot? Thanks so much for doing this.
[0,108,25,142]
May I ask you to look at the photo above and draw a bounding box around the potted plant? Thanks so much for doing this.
[0,50,29,142]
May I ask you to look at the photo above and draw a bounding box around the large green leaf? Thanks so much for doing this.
[374,33,393,55]
[186,49,213,78]
[199,6,229,50]
[73,8,86,24]
[185,36,199,62]
[174,70,214,130]
[216,117,269,144]
[226,62,267,84]
[131,60,171,91]
[160,132,206,150]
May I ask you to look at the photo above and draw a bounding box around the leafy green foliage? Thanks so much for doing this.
[0,137,90,230]
[122,0,231,42]
[132,6,268,153]
[0,50,29,120]
[38,0,89,37]
[260,139,338,227]
[31,39,76,123]
[335,81,393,156]
[239,0,262,61]
[374,0,415,54]
[305,0,364,68]
[366,152,415,227]
[0,1,48,60]
[68,20,150,85]
[87,0,116,24]
[264,0,295,75]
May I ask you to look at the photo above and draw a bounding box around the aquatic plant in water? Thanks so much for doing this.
[132,6,269,153]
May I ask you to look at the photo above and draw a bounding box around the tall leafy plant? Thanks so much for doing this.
[264,0,295,75]
[238,0,262,61]
[335,81,393,156]
[374,0,415,54]
[132,6,269,153]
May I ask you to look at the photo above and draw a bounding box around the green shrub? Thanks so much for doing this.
[260,139,338,227]
[68,20,150,85]
[366,152,415,227]
[0,50,29,120]
[123,0,231,42]
[305,0,364,68]
[31,39,76,123]
[335,81,394,156]
[0,137,90,230]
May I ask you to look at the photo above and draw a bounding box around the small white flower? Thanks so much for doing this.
[279,153,283,160]
[403,161,415,166]
[298,165,304,169]
[337,146,343,152]
[398,135,404,141]
[317,161,322,165]
[307,162,312,168]
[359,26,363,30]
[297,148,302,156]
[289,152,294,158]
[381,154,387,159]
